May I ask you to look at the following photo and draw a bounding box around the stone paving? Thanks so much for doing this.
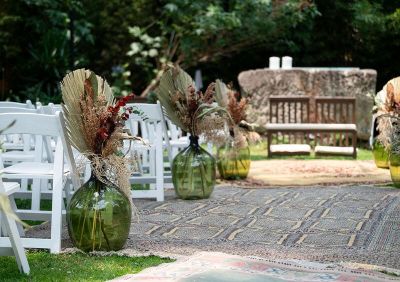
[127,184,400,270]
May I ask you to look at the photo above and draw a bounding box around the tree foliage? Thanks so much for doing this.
[0,0,399,102]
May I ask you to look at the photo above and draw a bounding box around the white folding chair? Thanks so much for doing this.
[0,112,80,253]
[126,103,165,201]
[0,179,30,274]
[157,101,189,167]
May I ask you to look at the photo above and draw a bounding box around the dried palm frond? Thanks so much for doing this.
[215,79,228,108]
[61,69,115,153]
[156,66,193,132]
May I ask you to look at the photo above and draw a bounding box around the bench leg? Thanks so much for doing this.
[267,132,272,158]
[352,131,357,159]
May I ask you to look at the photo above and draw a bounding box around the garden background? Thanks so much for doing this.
[1,0,399,103]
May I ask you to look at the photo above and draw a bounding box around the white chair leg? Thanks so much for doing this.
[49,191,63,254]
[149,149,156,191]
[31,178,41,210]
[50,142,65,254]
[1,212,30,274]
[20,179,28,191]
[0,213,3,236]
[64,179,72,206]
[8,195,24,236]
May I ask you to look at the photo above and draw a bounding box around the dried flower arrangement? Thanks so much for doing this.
[215,80,260,148]
[156,66,229,143]
[375,77,400,152]
[61,69,136,198]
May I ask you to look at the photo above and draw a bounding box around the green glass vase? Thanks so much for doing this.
[67,174,132,252]
[372,138,389,169]
[389,152,400,188]
[217,142,251,180]
[172,135,216,200]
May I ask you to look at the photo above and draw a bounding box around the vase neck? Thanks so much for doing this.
[189,135,200,148]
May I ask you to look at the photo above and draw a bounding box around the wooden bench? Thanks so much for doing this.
[266,96,357,158]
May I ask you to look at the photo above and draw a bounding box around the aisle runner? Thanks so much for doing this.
[113,252,397,282]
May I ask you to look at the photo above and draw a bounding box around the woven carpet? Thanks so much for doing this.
[241,160,391,186]
[113,252,398,281]
[126,185,400,271]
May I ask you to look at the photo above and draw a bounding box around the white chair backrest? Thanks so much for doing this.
[0,100,33,109]
[37,103,62,115]
[0,107,40,153]
[126,103,164,141]
[49,103,62,112]
[0,113,80,186]
[0,107,38,114]
[0,113,60,136]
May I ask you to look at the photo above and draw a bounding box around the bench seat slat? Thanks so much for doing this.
[265,123,357,131]
[315,145,356,156]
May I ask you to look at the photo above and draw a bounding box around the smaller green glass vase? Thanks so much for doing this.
[67,174,132,252]
[217,142,251,180]
[172,135,216,200]
[389,152,400,188]
[372,138,389,169]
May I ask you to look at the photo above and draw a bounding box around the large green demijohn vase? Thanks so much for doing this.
[67,173,132,252]
[217,141,251,180]
[172,135,216,199]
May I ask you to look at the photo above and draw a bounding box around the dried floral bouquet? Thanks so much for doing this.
[156,66,229,199]
[374,76,400,187]
[62,69,137,251]
[214,80,260,179]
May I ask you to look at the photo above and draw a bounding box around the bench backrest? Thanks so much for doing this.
[269,96,310,124]
[315,97,356,124]
[268,96,311,145]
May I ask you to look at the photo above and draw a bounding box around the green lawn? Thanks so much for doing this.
[0,251,173,282]
[250,141,373,161]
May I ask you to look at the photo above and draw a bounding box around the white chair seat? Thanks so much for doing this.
[1,151,35,162]
[1,162,70,176]
[2,182,20,196]
[315,146,356,156]
[270,144,311,154]
[169,139,189,146]
[1,143,25,150]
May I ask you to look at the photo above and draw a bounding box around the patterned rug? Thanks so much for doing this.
[125,185,400,270]
[113,252,398,281]
[243,160,391,186]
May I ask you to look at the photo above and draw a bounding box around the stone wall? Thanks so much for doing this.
[238,68,377,140]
